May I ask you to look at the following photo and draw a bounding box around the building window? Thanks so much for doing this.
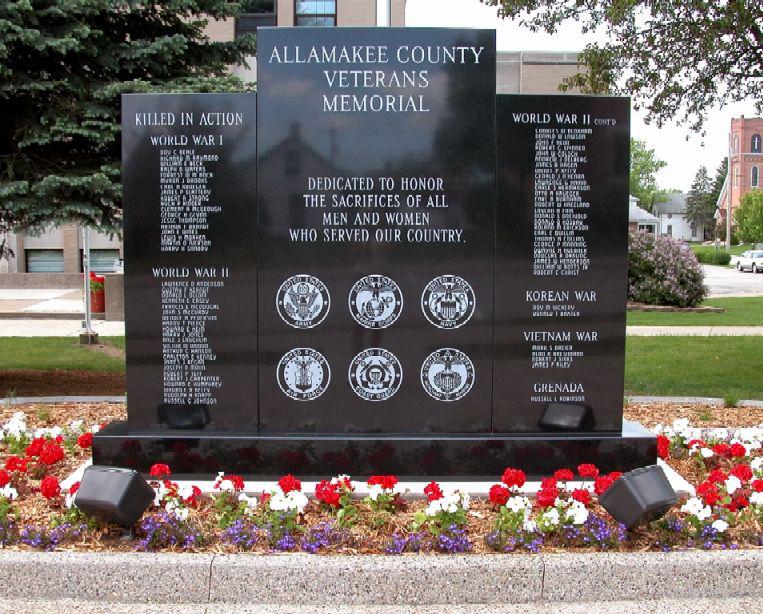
[666,224,672,236]
[80,249,121,273]
[733,135,739,153]
[753,165,760,187]
[26,249,64,273]
[295,1,336,26]
[734,167,740,187]
[691,223,697,239]
[236,1,276,38]
[752,134,761,153]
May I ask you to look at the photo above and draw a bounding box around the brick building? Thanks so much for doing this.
[717,115,763,229]
[1,0,582,277]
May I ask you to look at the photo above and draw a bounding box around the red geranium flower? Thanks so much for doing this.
[536,487,558,508]
[260,492,272,506]
[571,488,591,505]
[712,443,730,457]
[707,468,727,484]
[70,481,80,495]
[25,437,46,458]
[553,468,574,482]
[501,467,526,489]
[729,443,747,458]
[278,474,301,494]
[367,475,398,490]
[656,435,671,459]
[228,475,245,491]
[315,480,341,507]
[593,474,619,496]
[39,441,65,466]
[424,481,443,502]
[0,469,9,488]
[730,464,753,482]
[697,481,721,506]
[149,463,172,478]
[488,483,510,506]
[687,439,706,450]
[184,485,203,507]
[77,432,93,449]
[40,475,61,499]
[577,463,600,479]
[5,456,27,473]
[752,479,763,493]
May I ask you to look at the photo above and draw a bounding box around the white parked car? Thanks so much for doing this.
[736,250,763,273]
[730,251,751,268]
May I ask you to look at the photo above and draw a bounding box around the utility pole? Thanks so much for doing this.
[727,133,732,253]
[80,226,99,344]
[377,0,392,27]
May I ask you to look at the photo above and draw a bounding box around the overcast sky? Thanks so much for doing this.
[404,0,758,192]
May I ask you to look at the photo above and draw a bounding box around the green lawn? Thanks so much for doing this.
[625,336,763,400]
[102,336,125,351]
[627,297,763,326]
[0,337,124,372]
[691,243,749,258]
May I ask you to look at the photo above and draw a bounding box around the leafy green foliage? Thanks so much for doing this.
[734,189,763,243]
[0,0,256,255]
[482,1,763,132]
[694,251,730,266]
[685,166,717,234]
[630,139,667,210]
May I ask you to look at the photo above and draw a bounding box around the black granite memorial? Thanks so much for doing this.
[94,27,656,478]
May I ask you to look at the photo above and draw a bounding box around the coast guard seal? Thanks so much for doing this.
[420,348,475,401]
[277,348,330,401]
[348,348,402,401]
[276,274,330,329]
[421,275,475,329]
[349,275,402,329]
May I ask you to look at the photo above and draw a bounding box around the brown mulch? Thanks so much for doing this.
[0,370,125,397]
[83,343,125,360]
[624,402,763,429]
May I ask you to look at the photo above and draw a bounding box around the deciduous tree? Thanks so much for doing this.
[630,139,666,210]
[735,189,763,244]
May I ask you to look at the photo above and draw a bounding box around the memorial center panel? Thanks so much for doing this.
[256,27,496,433]
[122,93,258,432]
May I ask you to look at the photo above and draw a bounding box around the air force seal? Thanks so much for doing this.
[276,274,330,329]
[421,275,475,329]
[348,348,402,401]
[349,275,402,329]
[420,348,475,401]
[277,348,330,401]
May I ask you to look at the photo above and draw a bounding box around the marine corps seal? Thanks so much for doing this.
[349,274,402,329]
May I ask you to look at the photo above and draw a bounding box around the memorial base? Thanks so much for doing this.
[93,421,656,479]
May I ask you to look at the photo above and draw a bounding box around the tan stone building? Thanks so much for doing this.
[2,1,581,277]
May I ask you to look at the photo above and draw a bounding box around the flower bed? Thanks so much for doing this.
[0,403,761,554]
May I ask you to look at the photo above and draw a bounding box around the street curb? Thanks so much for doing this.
[0,551,761,605]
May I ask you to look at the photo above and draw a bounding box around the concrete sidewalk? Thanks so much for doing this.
[0,551,760,607]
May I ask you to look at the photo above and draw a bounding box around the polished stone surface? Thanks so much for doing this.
[122,93,258,432]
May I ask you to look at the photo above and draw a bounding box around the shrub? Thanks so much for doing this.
[734,189,763,244]
[695,251,731,265]
[628,232,707,307]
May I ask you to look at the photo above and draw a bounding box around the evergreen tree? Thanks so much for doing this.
[0,0,257,256]
[685,166,715,236]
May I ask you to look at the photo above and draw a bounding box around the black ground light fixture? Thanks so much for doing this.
[598,465,678,529]
[538,402,593,431]
[75,466,155,527]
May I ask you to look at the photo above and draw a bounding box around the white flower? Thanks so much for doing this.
[424,490,469,516]
[69,419,84,433]
[505,496,531,513]
[725,475,742,495]
[177,484,196,500]
[0,485,18,500]
[751,457,763,472]
[711,519,729,533]
[750,492,763,506]
[540,508,560,527]
[238,492,258,509]
[2,412,28,439]
[269,490,308,514]
[89,423,101,433]
[700,447,714,459]
[565,500,589,525]
[681,497,711,521]
[65,491,76,509]
[522,518,537,532]
[367,484,384,501]
[672,418,690,432]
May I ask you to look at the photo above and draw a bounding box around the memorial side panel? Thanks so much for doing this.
[257,28,495,433]
[494,95,629,433]
[123,93,258,432]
